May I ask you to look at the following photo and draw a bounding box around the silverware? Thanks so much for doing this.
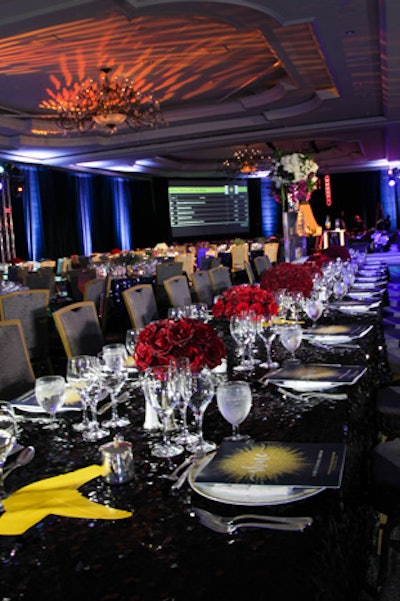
[194,508,313,534]
[276,387,347,402]
[170,464,194,490]
[3,445,35,480]
[97,392,129,416]
[165,455,196,481]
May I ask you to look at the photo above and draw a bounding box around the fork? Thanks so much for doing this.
[194,507,312,534]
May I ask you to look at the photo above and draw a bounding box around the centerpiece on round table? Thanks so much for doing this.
[212,284,278,319]
[134,317,226,372]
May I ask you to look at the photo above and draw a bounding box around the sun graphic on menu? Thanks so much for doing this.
[216,444,309,483]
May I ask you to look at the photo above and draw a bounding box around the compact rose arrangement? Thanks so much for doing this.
[134,317,226,372]
[212,284,278,320]
[260,262,319,298]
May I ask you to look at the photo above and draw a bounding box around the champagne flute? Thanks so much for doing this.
[279,324,303,364]
[125,329,139,373]
[0,405,17,511]
[100,344,130,428]
[66,355,93,433]
[35,375,66,430]
[258,318,279,369]
[216,380,252,441]
[172,358,198,446]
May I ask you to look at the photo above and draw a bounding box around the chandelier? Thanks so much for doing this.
[40,68,166,135]
[221,145,268,176]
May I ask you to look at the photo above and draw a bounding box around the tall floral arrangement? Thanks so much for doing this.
[134,317,226,372]
[269,152,319,212]
[212,284,278,319]
[260,262,320,298]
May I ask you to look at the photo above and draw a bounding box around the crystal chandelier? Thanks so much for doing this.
[222,145,267,176]
[40,68,166,135]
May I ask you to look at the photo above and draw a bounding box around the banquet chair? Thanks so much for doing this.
[122,284,160,330]
[371,438,400,590]
[163,275,193,308]
[208,265,232,296]
[174,253,195,276]
[264,241,280,264]
[52,301,105,359]
[230,243,249,273]
[0,289,52,375]
[26,270,56,296]
[155,261,183,316]
[0,319,36,400]
[190,270,214,307]
[254,255,272,278]
[244,261,256,284]
[83,277,106,315]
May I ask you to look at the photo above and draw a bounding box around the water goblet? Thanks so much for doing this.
[305,298,324,327]
[216,380,252,441]
[185,368,216,456]
[99,346,130,429]
[35,375,66,430]
[258,319,279,369]
[279,323,303,365]
[333,279,348,300]
[0,405,17,511]
[143,365,184,458]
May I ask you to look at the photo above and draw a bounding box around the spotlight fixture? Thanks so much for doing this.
[388,168,399,187]
[40,67,167,135]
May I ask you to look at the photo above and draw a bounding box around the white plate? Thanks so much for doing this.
[188,454,325,506]
[11,387,83,413]
[272,379,340,392]
[348,291,383,299]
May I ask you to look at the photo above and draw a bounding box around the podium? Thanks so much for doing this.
[322,228,346,249]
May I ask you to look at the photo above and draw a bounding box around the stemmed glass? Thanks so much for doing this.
[143,364,184,458]
[258,318,279,369]
[0,403,17,511]
[230,313,254,372]
[333,279,348,300]
[279,324,303,364]
[304,298,324,327]
[125,329,139,373]
[66,355,93,433]
[185,368,216,456]
[172,359,199,446]
[78,356,110,442]
[100,344,130,429]
[35,375,66,430]
[216,380,252,441]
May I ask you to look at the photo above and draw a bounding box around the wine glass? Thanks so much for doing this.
[143,364,184,458]
[125,329,139,374]
[185,369,216,456]
[333,279,348,300]
[35,375,66,430]
[216,380,252,441]
[230,313,254,372]
[172,358,199,446]
[305,298,324,327]
[66,355,93,433]
[279,324,303,364]
[258,318,279,370]
[100,344,130,429]
[74,355,110,442]
[0,404,17,511]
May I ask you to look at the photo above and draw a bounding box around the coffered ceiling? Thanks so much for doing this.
[0,0,399,177]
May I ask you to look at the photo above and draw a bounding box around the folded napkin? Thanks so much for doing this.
[0,465,132,536]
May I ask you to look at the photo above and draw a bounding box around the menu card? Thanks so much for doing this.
[302,324,372,339]
[268,363,367,385]
[195,441,346,488]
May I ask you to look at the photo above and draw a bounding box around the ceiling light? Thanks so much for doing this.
[222,145,268,176]
[40,67,167,135]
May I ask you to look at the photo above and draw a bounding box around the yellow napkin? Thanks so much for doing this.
[0,465,132,536]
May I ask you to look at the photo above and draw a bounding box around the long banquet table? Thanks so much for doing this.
[0,271,390,601]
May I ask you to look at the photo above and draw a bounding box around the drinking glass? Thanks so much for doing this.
[78,356,110,442]
[230,314,254,372]
[143,365,184,458]
[0,404,17,511]
[100,344,130,428]
[66,355,93,433]
[216,380,252,441]
[258,319,279,369]
[279,324,303,364]
[125,329,139,374]
[172,359,198,446]
[333,279,348,300]
[305,298,324,327]
[35,375,66,429]
[185,369,216,456]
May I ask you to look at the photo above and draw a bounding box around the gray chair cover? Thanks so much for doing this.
[122,284,159,330]
[53,301,105,358]
[208,266,232,296]
[0,320,35,400]
[190,270,214,307]
[163,275,192,308]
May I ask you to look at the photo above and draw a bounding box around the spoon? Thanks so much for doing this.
[3,446,35,480]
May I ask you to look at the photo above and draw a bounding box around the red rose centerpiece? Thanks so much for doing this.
[134,317,226,372]
[260,262,317,298]
[212,284,278,320]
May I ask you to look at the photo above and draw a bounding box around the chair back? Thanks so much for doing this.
[163,275,192,308]
[156,261,183,285]
[83,277,106,313]
[190,270,214,307]
[26,270,56,295]
[208,265,232,296]
[254,255,271,278]
[263,242,280,264]
[0,319,35,400]
[244,261,256,284]
[0,289,50,365]
[230,243,249,272]
[53,301,104,359]
[122,284,159,330]
[174,253,195,276]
